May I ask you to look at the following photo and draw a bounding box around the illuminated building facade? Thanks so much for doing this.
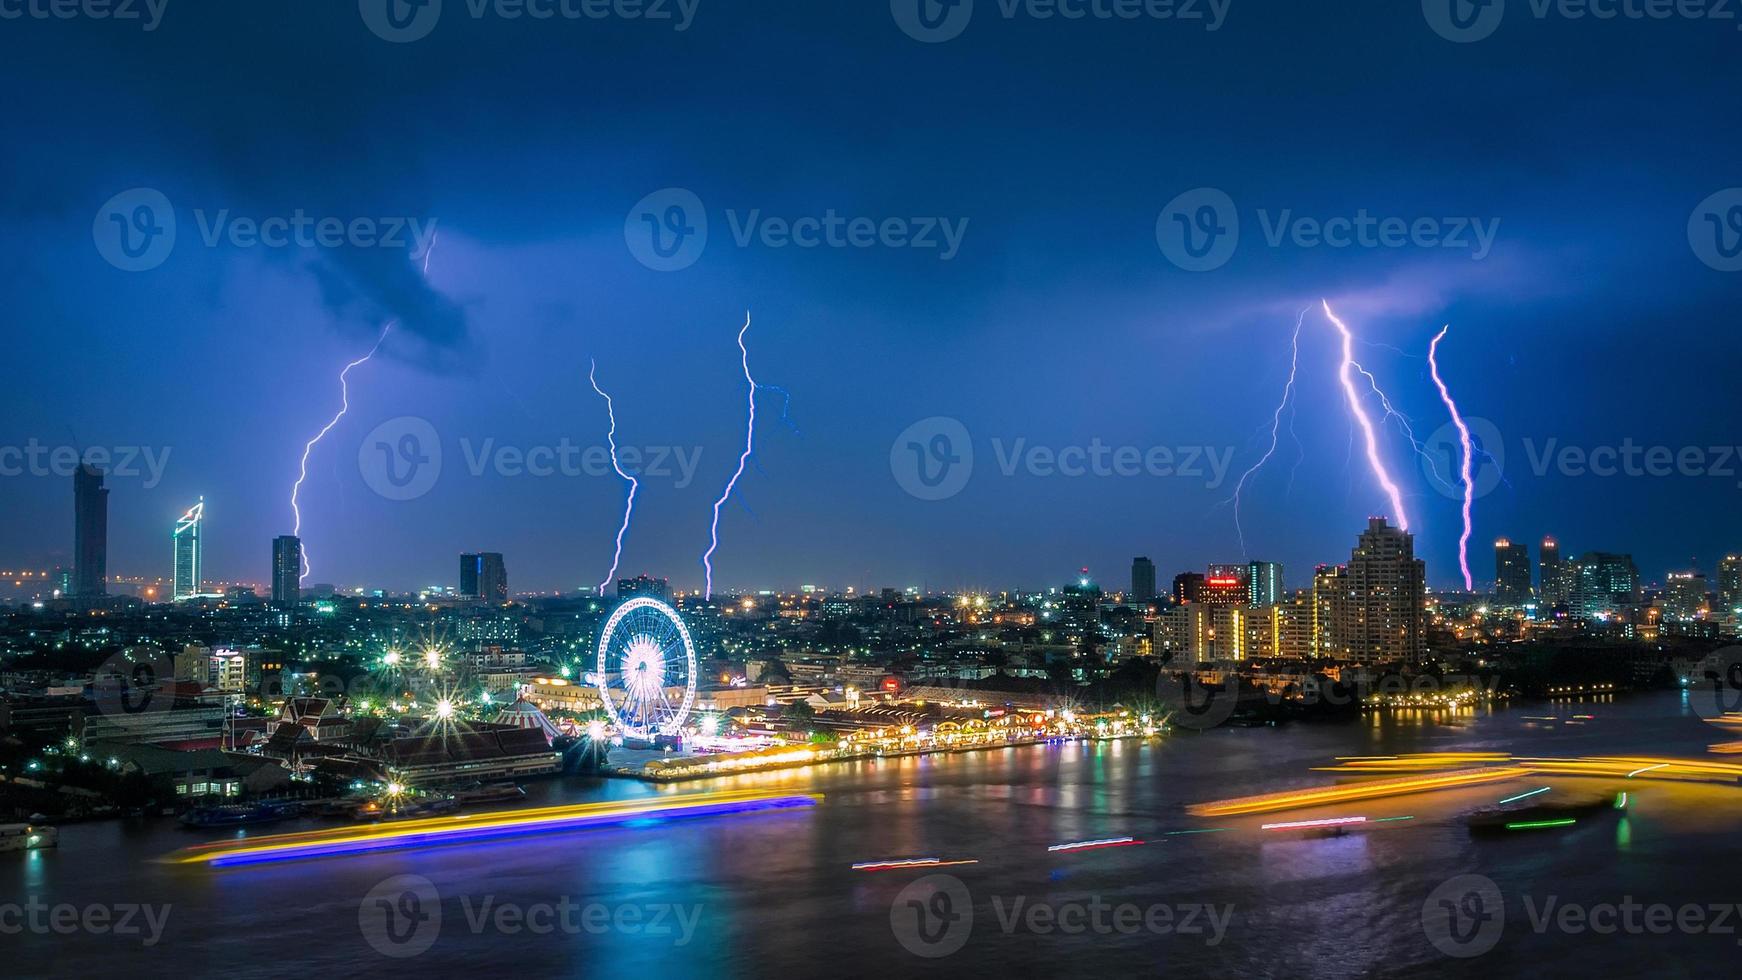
[1338,518,1425,663]
[1247,560,1284,607]
[1539,537,1571,610]
[1201,564,1250,606]
[172,498,204,600]
[1663,572,1709,621]
[1572,552,1640,619]
[1494,538,1532,604]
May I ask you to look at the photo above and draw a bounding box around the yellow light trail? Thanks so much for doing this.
[168,789,822,867]
[1188,767,1527,817]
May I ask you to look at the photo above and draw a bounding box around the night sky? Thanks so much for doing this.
[3,0,1740,594]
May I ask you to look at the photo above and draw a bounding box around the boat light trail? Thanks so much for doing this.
[1505,818,1577,831]
[1428,325,1477,590]
[170,790,818,868]
[852,858,979,871]
[1190,767,1527,817]
[1322,301,1410,530]
[1627,763,1669,778]
[703,311,756,600]
[1497,786,1552,805]
[1260,816,1367,831]
[588,359,639,595]
[1047,837,1143,852]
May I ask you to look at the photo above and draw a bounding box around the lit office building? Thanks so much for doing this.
[1539,537,1571,610]
[172,498,205,600]
[1663,572,1710,621]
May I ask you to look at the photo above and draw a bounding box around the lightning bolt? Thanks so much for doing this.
[290,236,437,583]
[588,359,639,596]
[1428,326,1477,590]
[1322,300,1410,531]
[1227,308,1307,556]
[291,325,389,581]
[702,311,756,601]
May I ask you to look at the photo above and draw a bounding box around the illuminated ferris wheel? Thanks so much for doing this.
[595,596,698,739]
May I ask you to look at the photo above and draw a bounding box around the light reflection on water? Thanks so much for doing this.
[8,691,1738,977]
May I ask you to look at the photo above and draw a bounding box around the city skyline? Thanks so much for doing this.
[6,6,1742,594]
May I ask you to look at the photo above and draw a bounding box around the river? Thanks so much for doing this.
[7,690,1739,977]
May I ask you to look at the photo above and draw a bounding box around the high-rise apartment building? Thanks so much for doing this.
[1494,539,1532,604]
[1338,518,1426,663]
[1131,557,1157,604]
[1247,560,1284,607]
[72,464,108,597]
[461,552,508,604]
[1539,537,1571,610]
[272,536,302,607]
[1571,552,1640,619]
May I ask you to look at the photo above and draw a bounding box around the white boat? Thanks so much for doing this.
[0,824,58,852]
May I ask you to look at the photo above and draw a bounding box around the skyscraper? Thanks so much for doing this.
[1201,564,1250,606]
[72,464,108,597]
[1663,572,1709,621]
[1340,518,1426,663]
[1494,539,1532,604]
[1539,537,1570,610]
[461,552,508,604]
[1131,557,1157,603]
[272,535,302,607]
[172,498,204,600]
[1247,560,1284,607]
[1571,552,1641,619]
[1719,555,1742,616]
